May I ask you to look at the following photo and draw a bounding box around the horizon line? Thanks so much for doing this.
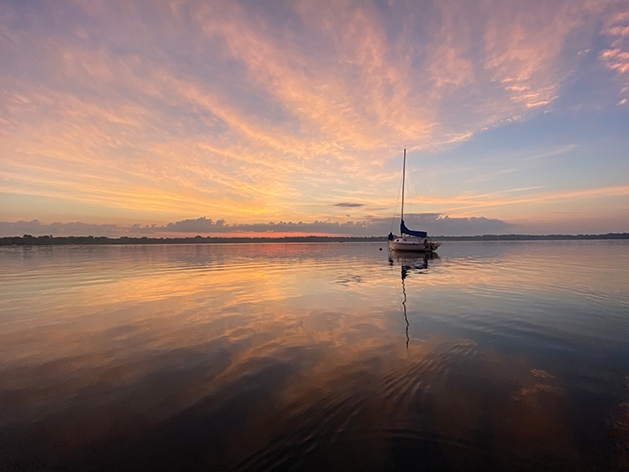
[2,233,628,246]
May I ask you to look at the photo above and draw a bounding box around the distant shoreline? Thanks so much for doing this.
[1,233,628,246]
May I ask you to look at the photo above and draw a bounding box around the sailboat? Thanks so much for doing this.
[388,148,441,253]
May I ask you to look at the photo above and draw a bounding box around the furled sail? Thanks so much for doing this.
[400,219,427,239]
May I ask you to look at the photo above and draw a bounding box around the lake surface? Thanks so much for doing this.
[1,241,629,471]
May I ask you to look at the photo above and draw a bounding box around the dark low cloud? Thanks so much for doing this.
[142,217,227,233]
[334,203,364,208]
[0,215,513,237]
[401,213,513,236]
[0,220,120,237]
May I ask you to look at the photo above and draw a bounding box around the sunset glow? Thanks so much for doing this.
[1,0,628,236]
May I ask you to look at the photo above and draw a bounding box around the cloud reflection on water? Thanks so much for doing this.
[1,242,628,470]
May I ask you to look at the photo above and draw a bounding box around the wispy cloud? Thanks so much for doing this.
[600,8,629,101]
[0,0,626,231]
[422,184,629,215]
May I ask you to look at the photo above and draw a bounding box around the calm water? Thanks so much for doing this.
[1,241,629,471]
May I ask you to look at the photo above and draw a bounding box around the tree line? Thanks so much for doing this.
[1,233,628,245]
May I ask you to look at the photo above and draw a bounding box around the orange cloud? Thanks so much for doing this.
[0,0,626,229]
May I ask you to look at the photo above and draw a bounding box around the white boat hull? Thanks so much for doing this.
[389,237,441,252]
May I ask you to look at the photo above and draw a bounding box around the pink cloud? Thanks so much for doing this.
[600,6,629,100]
[1,0,626,232]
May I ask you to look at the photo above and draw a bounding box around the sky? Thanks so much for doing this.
[1,0,628,237]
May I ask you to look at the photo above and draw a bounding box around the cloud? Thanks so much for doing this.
[0,214,513,238]
[334,203,364,208]
[600,8,629,102]
[161,217,226,232]
[408,184,629,215]
[0,220,120,237]
[0,0,626,231]
[378,213,512,236]
[131,214,513,237]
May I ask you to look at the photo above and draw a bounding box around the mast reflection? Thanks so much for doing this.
[389,251,440,349]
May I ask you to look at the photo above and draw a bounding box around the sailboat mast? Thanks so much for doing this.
[401,148,406,221]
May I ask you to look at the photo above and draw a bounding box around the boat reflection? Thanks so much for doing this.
[389,252,440,349]
[389,251,440,280]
